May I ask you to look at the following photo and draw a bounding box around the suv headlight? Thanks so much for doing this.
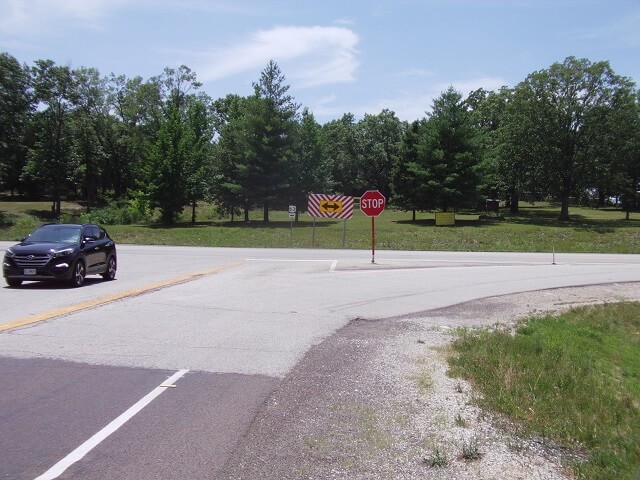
[4,247,15,258]
[51,247,75,258]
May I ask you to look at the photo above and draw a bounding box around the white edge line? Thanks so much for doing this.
[35,369,189,480]
[245,257,339,271]
[246,258,334,263]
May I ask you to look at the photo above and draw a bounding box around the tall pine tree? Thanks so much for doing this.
[422,87,482,212]
[248,60,299,222]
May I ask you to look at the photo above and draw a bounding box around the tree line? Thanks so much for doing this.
[1,52,638,223]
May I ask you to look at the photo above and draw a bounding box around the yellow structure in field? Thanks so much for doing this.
[435,212,455,226]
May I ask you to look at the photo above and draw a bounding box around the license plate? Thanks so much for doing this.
[23,268,36,275]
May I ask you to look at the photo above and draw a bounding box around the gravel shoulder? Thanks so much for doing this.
[219,282,640,480]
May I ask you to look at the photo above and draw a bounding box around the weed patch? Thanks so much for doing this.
[461,436,482,460]
[448,302,640,480]
[424,446,449,467]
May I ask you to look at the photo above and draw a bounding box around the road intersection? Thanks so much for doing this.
[1,244,639,478]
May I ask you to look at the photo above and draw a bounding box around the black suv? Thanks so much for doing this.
[3,223,117,287]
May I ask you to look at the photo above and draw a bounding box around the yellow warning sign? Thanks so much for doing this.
[319,200,343,214]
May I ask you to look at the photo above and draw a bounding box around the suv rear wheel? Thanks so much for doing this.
[102,256,117,281]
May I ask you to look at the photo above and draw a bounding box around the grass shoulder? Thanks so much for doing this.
[448,302,640,480]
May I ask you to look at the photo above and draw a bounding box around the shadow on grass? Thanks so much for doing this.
[504,211,638,232]
[26,209,58,221]
[145,220,338,229]
[394,209,638,233]
[0,207,55,224]
[0,211,9,227]
[394,218,494,228]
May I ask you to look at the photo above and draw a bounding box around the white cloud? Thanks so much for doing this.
[442,76,509,95]
[193,25,359,87]
[309,94,349,120]
[389,68,435,79]
[370,94,431,122]
[575,10,640,47]
[312,76,510,123]
[334,18,355,26]
[0,0,128,35]
[309,90,430,123]
[0,0,257,37]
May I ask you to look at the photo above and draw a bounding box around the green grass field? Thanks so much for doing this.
[448,302,640,480]
[1,200,638,253]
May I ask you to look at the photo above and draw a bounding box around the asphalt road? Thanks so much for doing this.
[1,243,639,479]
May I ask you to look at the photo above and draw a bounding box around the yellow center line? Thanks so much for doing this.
[0,261,244,333]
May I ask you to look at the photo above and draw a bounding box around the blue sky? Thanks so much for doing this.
[1,0,639,123]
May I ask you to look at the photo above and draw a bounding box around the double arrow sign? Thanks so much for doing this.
[320,201,343,213]
[308,194,354,219]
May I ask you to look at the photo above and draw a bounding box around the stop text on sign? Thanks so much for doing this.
[361,198,384,209]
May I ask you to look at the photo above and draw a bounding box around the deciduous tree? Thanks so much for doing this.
[211,94,252,221]
[290,108,328,214]
[145,106,192,223]
[506,57,635,220]
[23,60,75,216]
[0,52,32,196]
[358,109,404,199]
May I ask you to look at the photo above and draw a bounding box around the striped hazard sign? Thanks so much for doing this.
[308,193,354,219]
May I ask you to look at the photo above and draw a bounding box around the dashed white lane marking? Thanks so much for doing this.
[35,369,189,480]
[246,258,338,272]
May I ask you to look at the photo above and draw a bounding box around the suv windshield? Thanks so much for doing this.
[27,225,81,244]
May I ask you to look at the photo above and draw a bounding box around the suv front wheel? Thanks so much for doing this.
[70,260,86,287]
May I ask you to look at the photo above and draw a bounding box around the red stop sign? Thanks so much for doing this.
[360,190,386,217]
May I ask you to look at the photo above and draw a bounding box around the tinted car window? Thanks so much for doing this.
[82,225,97,240]
[28,225,81,243]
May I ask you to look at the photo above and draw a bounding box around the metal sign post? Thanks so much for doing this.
[371,217,376,263]
[289,205,296,247]
[343,219,347,248]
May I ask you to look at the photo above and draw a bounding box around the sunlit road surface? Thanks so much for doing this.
[1,244,638,479]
